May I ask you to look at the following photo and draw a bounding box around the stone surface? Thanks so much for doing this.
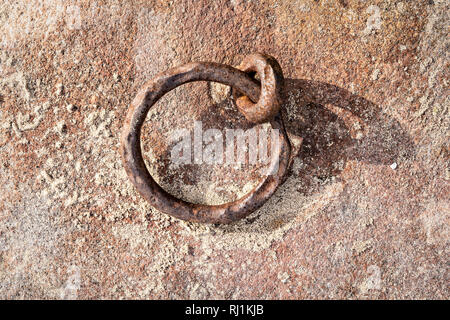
[0,0,448,299]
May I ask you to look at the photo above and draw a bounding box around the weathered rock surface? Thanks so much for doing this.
[0,0,448,299]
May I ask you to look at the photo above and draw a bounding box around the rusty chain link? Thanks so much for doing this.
[121,53,296,224]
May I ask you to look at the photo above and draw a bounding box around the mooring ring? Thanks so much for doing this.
[121,55,293,224]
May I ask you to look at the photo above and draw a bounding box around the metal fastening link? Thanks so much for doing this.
[233,53,284,124]
[121,54,296,224]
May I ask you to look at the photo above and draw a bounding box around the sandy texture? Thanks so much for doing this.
[0,0,448,299]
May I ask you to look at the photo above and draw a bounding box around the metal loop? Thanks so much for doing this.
[121,56,293,224]
[233,53,284,124]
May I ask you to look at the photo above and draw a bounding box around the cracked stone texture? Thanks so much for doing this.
[0,0,448,299]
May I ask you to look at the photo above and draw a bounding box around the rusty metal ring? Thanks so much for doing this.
[121,55,293,224]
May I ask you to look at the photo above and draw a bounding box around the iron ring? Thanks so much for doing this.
[121,55,293,224]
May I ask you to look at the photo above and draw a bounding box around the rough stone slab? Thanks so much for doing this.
[0,0,448,299]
